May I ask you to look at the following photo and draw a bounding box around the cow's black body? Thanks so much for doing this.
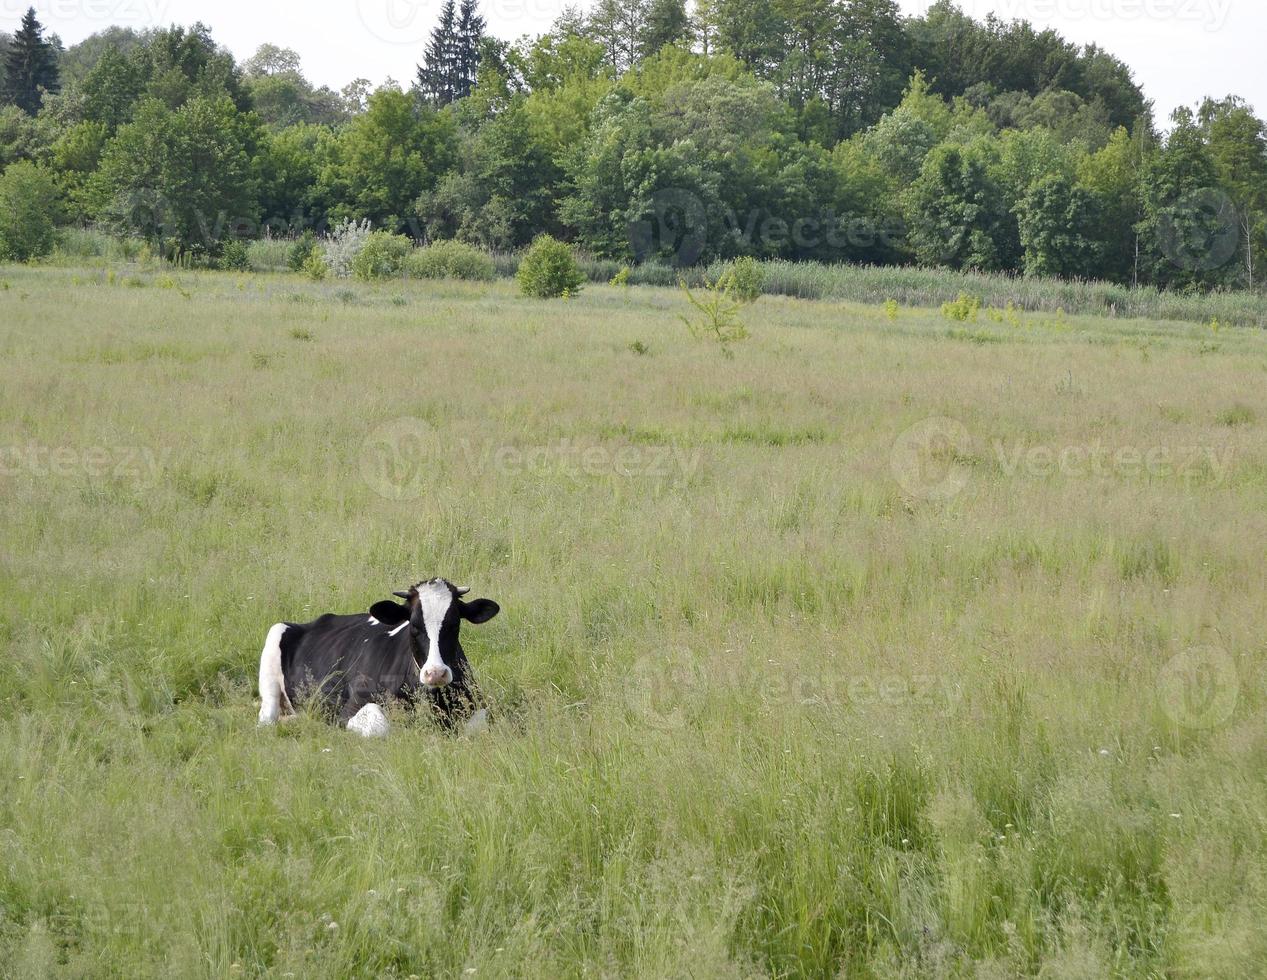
[258,578,498,733]
[278,613,477,726]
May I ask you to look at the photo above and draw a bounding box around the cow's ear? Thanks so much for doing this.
[460,598,500,624]
[369,600,410,625]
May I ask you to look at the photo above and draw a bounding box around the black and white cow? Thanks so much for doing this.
[257,578,500,736]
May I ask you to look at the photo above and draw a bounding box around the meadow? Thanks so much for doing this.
[1,262,1266,977]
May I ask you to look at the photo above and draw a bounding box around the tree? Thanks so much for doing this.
[242,43,302,78]
[319,86,456,231]
[417,0,460,105]
[80,45,147,131]
[641,0,690,59]
[905,139,1016,271]
[92,97,260,255]
[1078,126,1149,285]
[1201,96,1267,287]
[417,97,558,249]
[0,103,42,167]
[455,0,486,101]
[1016,173,1102,279]
[0,159,60,260]
[588,0,649,74]
[140,23,250,112]
[1140,108,1235,290]
[3,7,59,115]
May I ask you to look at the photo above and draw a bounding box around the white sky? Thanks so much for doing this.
[7,0,1262,122]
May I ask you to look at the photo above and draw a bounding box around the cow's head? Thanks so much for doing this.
[370,578,499,689]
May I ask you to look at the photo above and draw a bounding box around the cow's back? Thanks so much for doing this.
[280,613,416,715]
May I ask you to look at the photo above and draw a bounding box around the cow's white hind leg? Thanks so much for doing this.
[347,703,391,738]
[258,623,290,726]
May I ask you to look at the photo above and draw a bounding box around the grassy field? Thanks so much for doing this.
[2,263,1266,977]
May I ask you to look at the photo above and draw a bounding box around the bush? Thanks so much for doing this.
[351,230,412,281]
[405,240,495,281]
[718,256,764,303]
[942,292,983,322]
[0,161,60,263]
[517,235,585,298]
[287,230,318,272]
[322,218,372,279]
[218,239,251,271]
[301,252,328,281]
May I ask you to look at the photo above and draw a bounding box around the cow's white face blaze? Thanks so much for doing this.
[416,579,457,688]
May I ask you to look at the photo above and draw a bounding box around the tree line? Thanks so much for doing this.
[1,1,1264,291]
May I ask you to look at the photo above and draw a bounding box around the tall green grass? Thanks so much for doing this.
[2,264,1265,975]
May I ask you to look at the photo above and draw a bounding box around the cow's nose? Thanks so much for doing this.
[422,666,451,687]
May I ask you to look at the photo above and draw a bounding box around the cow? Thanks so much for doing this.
[257,577,500,736]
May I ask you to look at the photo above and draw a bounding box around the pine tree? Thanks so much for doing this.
[455,0,486,101]
[3,7,60,115]
[416,0,459,106]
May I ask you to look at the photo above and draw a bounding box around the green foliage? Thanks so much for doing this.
[3,7,60,115]
[610,265,631,287]
[320,88,457,232]
[286,229,317,271]
[0,160,60,262]
[404,240,495,281]
[7,3,1264,297]
[941,292,983,322]
[350,230,411,281]
[217,239,251,271]
[517,234,585,298]
[301,251,327,281]
[1016,173,1103,279]
[718,255,764,303]
[884,298,899,320]
[91,96,260,257]
[677,273,751,356]
[907,140,1017,272]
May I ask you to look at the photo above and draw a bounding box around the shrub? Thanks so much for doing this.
[517,235,585,298]
[322,218,372,279]
[218,239,251,272]
[351,231,411,281]
[0,161,60,262]
[301,252,327,281]
[942,292,983,322]
[718,256,764,303]
[405,240,495,281]
[287,230,318,272]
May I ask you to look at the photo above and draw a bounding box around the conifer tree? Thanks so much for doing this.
[3,7,60,115]
[416,0,459,106]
